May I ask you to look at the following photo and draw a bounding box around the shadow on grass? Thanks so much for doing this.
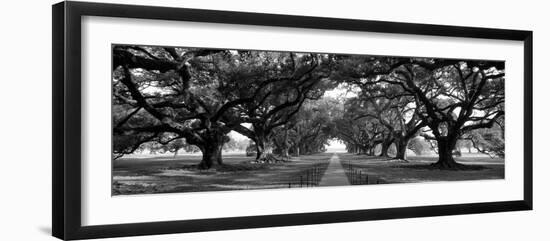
[216,163,274,172]
[394,163,489,171]
[113,153,334,195]
[163,162,274,172]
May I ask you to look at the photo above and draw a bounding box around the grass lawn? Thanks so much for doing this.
[339,153,504,184]
[113,153,331,195]
[113,152,504,195]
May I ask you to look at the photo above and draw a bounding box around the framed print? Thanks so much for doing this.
[52,1,533,240]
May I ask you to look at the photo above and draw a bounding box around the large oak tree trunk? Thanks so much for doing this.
[254,136,281,163]
[280,128,290,159]
[198,141,223,169]
[380,141,391,157]
[280,146,290,159]
[356,145,364,155]
[432,137,463,169]
[395,138,409,160]
[360,146,368,155]
[257,144,274,161]
[197,129,227,169]
[368,146,375,156]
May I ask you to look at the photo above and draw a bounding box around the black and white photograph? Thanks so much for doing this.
[2,0,545,240]
[112,45,505,195]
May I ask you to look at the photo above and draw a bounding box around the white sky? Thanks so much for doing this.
[325,139,347,153]
[229,123,251,141]
[229,130,249,141]
[323,83,358,99]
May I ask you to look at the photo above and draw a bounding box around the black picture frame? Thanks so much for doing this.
[52,1,533,240]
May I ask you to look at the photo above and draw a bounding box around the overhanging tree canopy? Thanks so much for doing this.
[112,46,505,170]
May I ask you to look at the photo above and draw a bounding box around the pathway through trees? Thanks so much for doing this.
[318,153,350,186]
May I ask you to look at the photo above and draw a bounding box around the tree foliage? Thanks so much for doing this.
[112,46,505,170]
[334,56,505,168]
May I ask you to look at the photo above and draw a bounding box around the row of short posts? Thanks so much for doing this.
[347,161,380,185]
[288,164,323,188]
